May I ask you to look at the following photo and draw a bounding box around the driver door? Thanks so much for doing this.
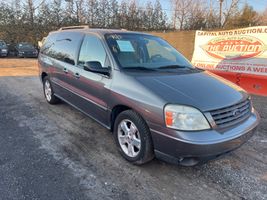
[70,34,112,126]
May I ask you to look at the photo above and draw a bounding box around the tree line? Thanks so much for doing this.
[0,0,266,45]
[0,0,169,45]
[171,0,267,30]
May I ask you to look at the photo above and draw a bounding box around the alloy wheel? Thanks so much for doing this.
[44,80,52,102]
[117,119,141,158]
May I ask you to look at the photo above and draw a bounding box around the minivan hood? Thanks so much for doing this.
[134,71,247,111]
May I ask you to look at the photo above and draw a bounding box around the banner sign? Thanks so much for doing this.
[191,26,267,76]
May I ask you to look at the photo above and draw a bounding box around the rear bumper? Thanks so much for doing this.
[150,110,260,165]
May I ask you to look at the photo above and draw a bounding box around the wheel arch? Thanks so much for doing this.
[110,105,131,132]
[41,72,48,82]
[111,105,155,164]
[110,103,152,133]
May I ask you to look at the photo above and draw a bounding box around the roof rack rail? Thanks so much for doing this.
[59,25,90,31]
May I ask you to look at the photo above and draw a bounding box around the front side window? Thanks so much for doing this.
[105,33,193,70]
[78,34,107,68]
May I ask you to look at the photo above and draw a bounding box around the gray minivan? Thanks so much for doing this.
[38,26,259,166]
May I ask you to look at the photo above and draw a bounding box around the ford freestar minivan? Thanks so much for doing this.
[38,26,260,166]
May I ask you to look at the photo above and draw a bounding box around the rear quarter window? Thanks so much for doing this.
[41,33,57,55]
[41,31,84,65]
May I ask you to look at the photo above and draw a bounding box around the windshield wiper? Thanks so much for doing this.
[123,66,156,71]
[157,65,189,69]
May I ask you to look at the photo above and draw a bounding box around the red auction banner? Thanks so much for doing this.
[192,26,267,96]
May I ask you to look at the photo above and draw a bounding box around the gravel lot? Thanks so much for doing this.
[0,59,266,200]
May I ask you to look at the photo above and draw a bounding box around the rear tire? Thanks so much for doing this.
[43,76,60,104]
[113,110,154,165]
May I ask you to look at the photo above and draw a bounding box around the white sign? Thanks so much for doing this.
[116,40,135,52]
[191,26,267,76]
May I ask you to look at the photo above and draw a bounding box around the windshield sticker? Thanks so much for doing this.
[116,40,135,52]
[111,34,122,40]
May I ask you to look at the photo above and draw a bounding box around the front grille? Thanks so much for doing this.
[210,99,251,128]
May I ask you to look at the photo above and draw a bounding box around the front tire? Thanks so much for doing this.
[113,110,154,165]
[43,76,60,104]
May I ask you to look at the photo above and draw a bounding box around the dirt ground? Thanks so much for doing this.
[0,58,38,77]
[0,59,266,200]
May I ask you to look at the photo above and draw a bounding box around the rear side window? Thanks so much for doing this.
[41,33,57,55]
[41,31,84,65]
[78,34,107,68]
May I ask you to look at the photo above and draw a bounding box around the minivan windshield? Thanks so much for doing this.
[105,33,193,70]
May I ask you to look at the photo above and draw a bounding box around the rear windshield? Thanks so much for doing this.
[105,33,193,70]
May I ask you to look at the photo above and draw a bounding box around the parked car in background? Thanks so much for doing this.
[0,40,8,57]
[15,42,38,58]
[39,26,260,166]
[38,37,47,49]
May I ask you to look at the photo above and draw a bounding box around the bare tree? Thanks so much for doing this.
[151,0,167,30]
[25,0,35,26]
[98,0,111,27]
[259,8,267,25]
[0,0,171,44]
[118,0,129,28]
[185,0,208,30]
[222,0,240,28]
[171,0,193,30]
[76,0,86,24]
[86,0,99,27]
[143,1,153,30]
[109,0,119,28]
[127,0,139,30]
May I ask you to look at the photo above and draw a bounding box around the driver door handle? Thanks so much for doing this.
[74,72,80,79]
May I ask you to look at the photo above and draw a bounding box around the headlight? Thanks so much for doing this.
[1,49,7,52]
[164,105,210,131]
[19,51,24,54]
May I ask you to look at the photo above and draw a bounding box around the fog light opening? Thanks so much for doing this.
[178,157,200,166]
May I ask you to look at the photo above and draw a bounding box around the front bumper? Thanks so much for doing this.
[0,52,8,57]
[149,110,260,166]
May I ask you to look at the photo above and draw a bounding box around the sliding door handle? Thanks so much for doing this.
[63,67,68,73]
[74,72,80,79]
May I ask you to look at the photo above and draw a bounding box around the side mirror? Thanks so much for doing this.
[84,61,110,76]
